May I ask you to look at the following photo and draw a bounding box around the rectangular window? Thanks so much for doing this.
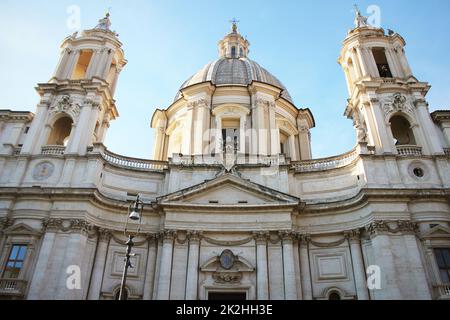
[434,248,450,284]
[372,48,393,78]
[3,245,27,279]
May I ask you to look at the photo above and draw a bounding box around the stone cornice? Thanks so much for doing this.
[0,110,34,122]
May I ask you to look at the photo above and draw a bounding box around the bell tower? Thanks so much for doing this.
[338,9,445,156]
[20,13,127,156]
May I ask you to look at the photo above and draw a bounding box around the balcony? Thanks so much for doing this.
[396,145,422,157]
[291,147,359,173]
[444,148,450,157]
[0,279,27,298]
[434,284,450,300]
[41,145,66,155]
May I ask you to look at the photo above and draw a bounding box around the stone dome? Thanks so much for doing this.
[174,58,294,104]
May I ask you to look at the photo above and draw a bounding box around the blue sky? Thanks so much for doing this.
[0,0,449,159]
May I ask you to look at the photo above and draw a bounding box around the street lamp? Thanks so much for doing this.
[118,195,144,300]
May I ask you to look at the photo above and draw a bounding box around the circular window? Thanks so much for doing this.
[408,161,428,180]
[413,167,424,178]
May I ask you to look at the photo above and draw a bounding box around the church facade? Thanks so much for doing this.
[0,11,450,300]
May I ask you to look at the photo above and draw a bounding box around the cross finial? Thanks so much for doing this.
[353,4,361,15]
[229,18,239,33]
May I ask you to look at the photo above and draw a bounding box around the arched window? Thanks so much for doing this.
[372,48,393,78]
[328,291,341,300]
[390,115,416,145]
[72,50,93,80]
[231,46,237,58]
[47,116,73,146]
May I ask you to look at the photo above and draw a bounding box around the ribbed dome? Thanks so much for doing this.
[174,57,294,104]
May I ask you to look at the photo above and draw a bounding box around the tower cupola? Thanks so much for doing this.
[218,19,250,59]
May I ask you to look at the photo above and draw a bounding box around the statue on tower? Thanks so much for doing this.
[95,12,112,31]
[353,5,369,28]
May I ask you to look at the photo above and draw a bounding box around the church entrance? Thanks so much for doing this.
[208,292,247,300]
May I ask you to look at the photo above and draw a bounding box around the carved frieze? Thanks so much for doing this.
[381,93,414,119]
[42,218,93,234]
[49,95,81,121]
[212,272,242,284]
[365,220,418,236]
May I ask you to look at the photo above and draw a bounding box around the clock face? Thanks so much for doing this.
[219,250,235,270]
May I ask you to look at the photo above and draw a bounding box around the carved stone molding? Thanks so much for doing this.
[202,235,254,246]
[84,98,101,111]
[381,93,414,119]
[309,237,347,248]
[161,229,177,241]
[187,230,202,242]
[255,98,275,110]
[279,231,295,242]
[97,227,111,242]
[49,95,81,121]
[0,217,13,231]
[188,98,209,109]
[295,233,311,244]
[253,231,269,243]
[42,218,93,234]
[365,220,419,237]
[344,229,362,242]
[212,272,243,284]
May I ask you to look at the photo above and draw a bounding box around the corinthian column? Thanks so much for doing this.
[87,228,110,300]
[280,231,297,300]
[254,232,269,300]
[299,235,312,300]
[156,230,175,300]
[185,231,201,300]
[345,230,369,300]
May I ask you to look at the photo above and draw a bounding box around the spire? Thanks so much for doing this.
[353,4,369,28]
[218,19,250,59]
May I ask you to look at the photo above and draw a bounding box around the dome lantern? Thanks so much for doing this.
[218,19,250,59]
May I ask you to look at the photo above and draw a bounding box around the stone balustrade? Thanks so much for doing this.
[396,145,423,156]
[444,148,450,157]
[91,146,168,172]
[291,148,359,173]
[434,284,450,299]
[0,278,27,297]
[41,145,66,155]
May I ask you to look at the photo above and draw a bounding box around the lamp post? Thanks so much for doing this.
[118,195,144,300]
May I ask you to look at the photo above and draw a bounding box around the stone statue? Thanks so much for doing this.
[95,13,111,31]
[354,5,369,28]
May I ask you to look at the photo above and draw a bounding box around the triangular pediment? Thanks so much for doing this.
[4,223,41,236]
[158,172,300,207]
[420,225,450,239]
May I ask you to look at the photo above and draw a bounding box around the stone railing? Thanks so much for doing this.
[434,284,450,299]
[444,148,450,157]
[41,145,66,155]
[169,153,287,166]
[0,279,27,297]
[291,148,359,173]
[12,146,22,155]
[396,145,422,157]
[99,148,168,172]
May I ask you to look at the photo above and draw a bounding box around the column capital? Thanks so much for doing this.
[344,229,361,242]
[187,230,202,242]
[161,229,177,241]
[253,231,269,243]
[279,230,295,242]
[97,227,111,242]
